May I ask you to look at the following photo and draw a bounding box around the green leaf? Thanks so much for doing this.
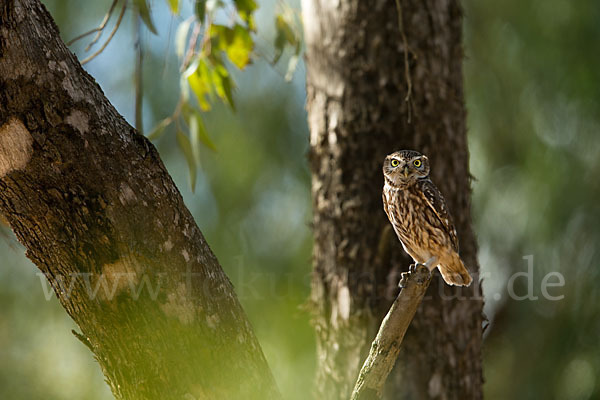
[209,25,228,51]
[187,59,213,111]
[228,25,253,69]
[189,114,201,164]
[176,130,197,192]
[208,63,235,109]
[273,14,299,64]
[234,0,257,29]
[220,72,235,110]
[211,24,253,69]
[181,101,195,121]
[285,54,299,81]
[193,112,217,152]
[167,0,179,14]
[146,117,172,140]
[294,40,302,56]
[195,0,207,22]
[175,19,192,59]
[275,14,296,46]
[180,75,190,102]
[273,29,286,64]
[133,0,158,34]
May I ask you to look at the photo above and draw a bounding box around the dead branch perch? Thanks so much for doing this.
[350,264,432,400]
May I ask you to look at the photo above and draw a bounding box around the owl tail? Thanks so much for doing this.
[438,252,473,287]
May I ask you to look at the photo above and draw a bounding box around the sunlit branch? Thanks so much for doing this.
[350,264,433,400]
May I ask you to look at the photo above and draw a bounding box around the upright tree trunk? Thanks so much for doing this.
[302,0,483,399]
[0,1,280,399]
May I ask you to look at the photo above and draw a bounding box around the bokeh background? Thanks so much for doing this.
[0,0,598,399]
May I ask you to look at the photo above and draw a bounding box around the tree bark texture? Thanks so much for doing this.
[302,0,484,399]
[0,1,280,399]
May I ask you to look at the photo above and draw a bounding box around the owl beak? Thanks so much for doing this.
[403,166,409,177]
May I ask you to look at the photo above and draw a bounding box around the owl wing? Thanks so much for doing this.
[418,179,459,251]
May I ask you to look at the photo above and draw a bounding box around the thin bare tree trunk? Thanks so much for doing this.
[0,1,280,399]
[302,0,484,398]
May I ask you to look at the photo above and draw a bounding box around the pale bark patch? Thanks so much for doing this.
[160,283,195,325]
[118,182,137,205]
[97,258,142,301]
[181,249,190,262]
[65,110,89,134]
[0,118,33,177]
[163,238,174,251]
[206,313,220,330]
[337,285,351,320]
[428,371,443,398]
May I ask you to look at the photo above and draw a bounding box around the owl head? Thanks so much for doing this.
[383,150,430,186]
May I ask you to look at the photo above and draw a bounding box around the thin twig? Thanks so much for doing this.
[162,15,175,77]
[350,264,432,400]
[67,27,103,47]
[395,0,413,123]
[66,0,119,47]
[80,0,127,65]
[135,14,144,134]
[85,0,120,51]
[181,22,202,72]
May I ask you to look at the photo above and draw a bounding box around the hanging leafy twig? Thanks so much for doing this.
[181,22,203,72]
[69,0,303,192]
[143,0,303,190]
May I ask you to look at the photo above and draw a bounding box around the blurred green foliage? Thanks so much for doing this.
[465,0,600,398]
[143,0,301,191]
[0,0,598,399]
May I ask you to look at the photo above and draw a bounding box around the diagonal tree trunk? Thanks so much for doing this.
[0,1,280,399]
[302,0,484,398]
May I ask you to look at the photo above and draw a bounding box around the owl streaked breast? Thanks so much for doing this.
[382,150,472,286]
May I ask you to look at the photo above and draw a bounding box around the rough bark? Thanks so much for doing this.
[302,0,484,399]
[0,1,280,399]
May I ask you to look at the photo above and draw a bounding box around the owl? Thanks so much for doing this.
[382,150,472,286]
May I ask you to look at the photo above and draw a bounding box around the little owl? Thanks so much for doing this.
[382,150,472,286]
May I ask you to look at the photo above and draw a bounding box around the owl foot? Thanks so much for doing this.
[399,263,420,287]
[399,263,431,287]
[399,272,409,288]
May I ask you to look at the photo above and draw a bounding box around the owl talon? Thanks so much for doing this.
[411,262,429,274]
[400,264,430,287]
[399,272,409,288]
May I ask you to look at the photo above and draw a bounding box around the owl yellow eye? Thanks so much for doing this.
[413,159,422,168]
[391,159,400,167]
